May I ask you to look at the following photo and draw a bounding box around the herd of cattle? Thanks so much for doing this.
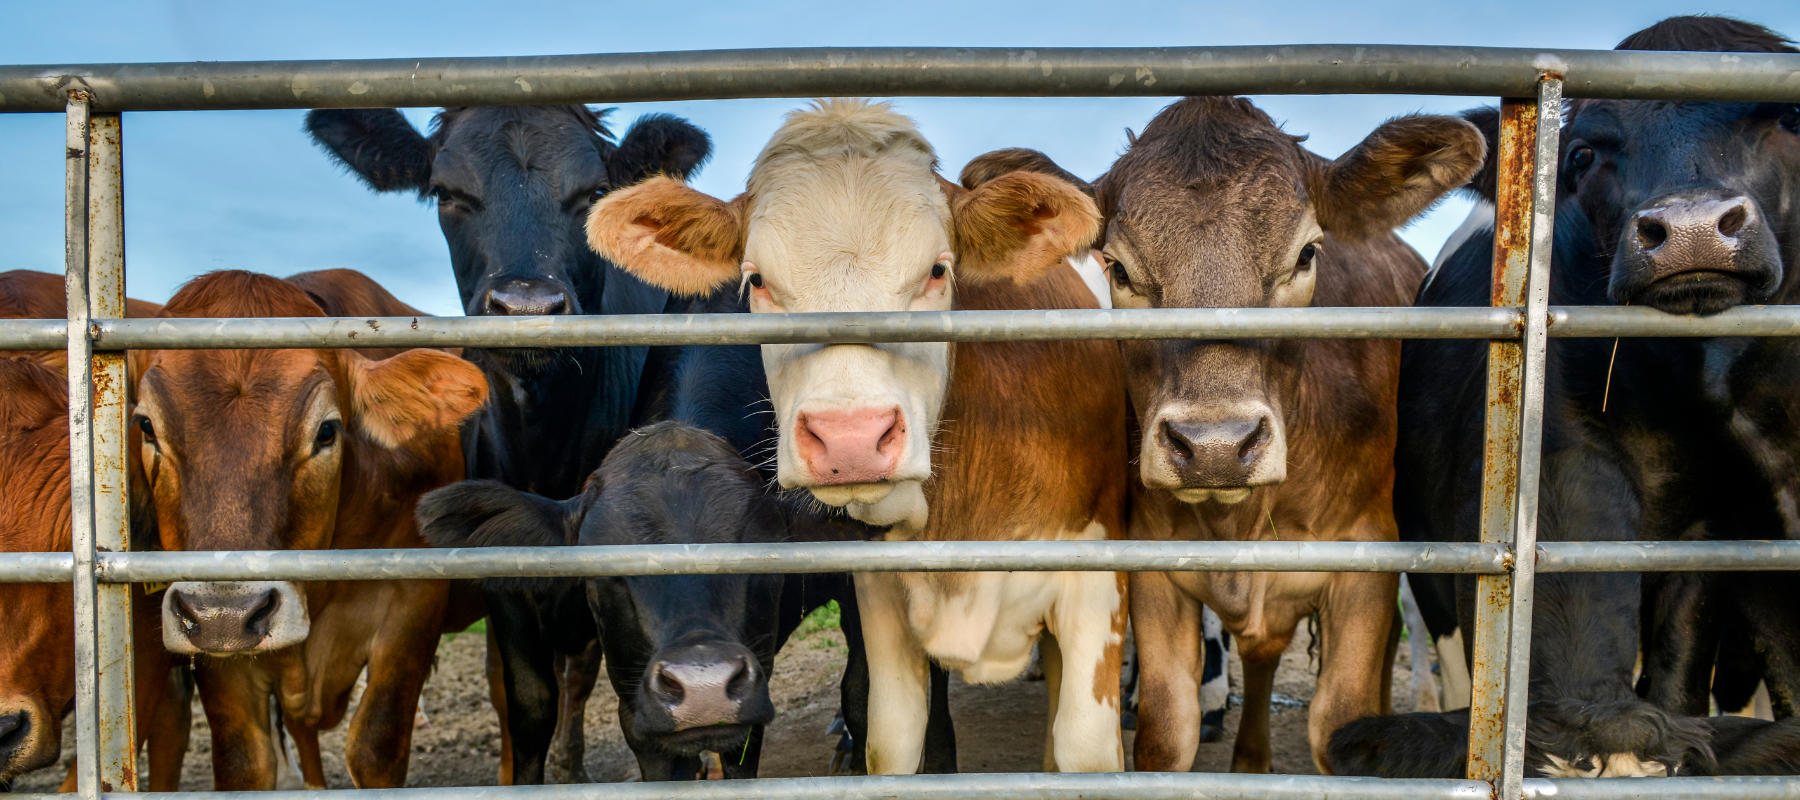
[4,12,1800,791]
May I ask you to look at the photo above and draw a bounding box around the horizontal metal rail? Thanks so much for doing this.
[3,540,1797,584]
[2,305,1799,351]
[5,773,1797,800]
[3,45,1799,112]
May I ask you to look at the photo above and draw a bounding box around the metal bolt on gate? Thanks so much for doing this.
[2,45,1799,800]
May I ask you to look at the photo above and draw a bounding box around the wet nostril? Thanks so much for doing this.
[1238,418,1271,462]
[242,590,280,639]
[171,591,200,634]
[1718,205,1747,238]
[653,663,686,705]
[0,711,24,742]
[1637,218,1669,250]
[725,656,755,701]
[1160,420,1195,462]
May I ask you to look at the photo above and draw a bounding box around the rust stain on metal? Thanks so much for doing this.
[1468,95,1539,784]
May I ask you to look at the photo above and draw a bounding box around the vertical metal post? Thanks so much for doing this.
[1465,78,1562,797]
[88,111,139,793]
[64,91,103,800]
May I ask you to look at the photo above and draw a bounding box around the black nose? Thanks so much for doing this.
[482,280,568,316]
[0,710,29,760]
[170,587,279,651]
[646,643,761,731]
[1160,417,1271,487]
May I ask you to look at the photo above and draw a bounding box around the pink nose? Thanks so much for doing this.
[795,407,906,485]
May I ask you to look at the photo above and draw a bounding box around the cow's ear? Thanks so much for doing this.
[949,171,1100,284]
[960,148,1093,196]
[1309,114,1487,240]
[345,349,488,449]
[305,109,433,195]
[1455,106,1501,202]
[416,480,582,549]
[609,114,713,187]
[587,177,745,296]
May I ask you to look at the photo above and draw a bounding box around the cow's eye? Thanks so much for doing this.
[931,262,947,280]
[1296,243,1319,271]
[747,272,765,289]
[1568,146,1596,173]
[1105,257,1132,290]
[314,420,340,451]
[135,416,156,445]
[1780,106,1800,134]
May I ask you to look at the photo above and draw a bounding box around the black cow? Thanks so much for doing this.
[1331,16,1800,778]
[419,285,954,779]
[306,105,705,783]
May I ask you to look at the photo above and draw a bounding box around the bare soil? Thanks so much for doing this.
[14,621,1437,789]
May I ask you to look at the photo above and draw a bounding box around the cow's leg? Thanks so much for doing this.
[1046,571,1126,772]
[549,641,601,783]
[1230,656,1277,773]
[855,571,931,774]
[485,625,515,785]
[343,584,446,788]
[835,587,874,774]
[146,667,194,791]
[1309,571,1399,774]
[488,591,559,785]
[283,715,328,789]
[195,665,279,791]
[1130,570,1202,772]
[1039,632,1063,771]
[1639,571,1719,716]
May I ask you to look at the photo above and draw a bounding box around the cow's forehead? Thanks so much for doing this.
[145,350,336,424]
[744,157,951,287]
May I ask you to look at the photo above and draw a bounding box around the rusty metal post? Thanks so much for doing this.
[64,91,104,800]
[87,111,138,793]
[1465,78,1562,795]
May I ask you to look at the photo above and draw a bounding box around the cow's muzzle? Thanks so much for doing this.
[642,641,771,742]
[1610,189,1782,316]
[0,702,55,783]
[162,581,310,655]
[1145,405,1288,503]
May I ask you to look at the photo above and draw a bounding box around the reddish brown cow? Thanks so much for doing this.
[981,98,1482,773]
[132,269,487,789]
[0,356,188,791]
[0,270,162,371]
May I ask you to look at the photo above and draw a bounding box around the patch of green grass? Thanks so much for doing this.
[444,618,486,642]
[796,600,841,639]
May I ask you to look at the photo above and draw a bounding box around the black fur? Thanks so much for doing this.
[1332,14,1800,778]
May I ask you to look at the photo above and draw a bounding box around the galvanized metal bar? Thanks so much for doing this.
[0,553,77,582]
[62,90,103,800]
[95,541,1510,583]
[85,111,137,794]
[1498,77,1564,800]
[3,540,1795,585]
[1548,305,1800,337]
[2,46,1798,112]
[71,307,1521,351]
[1466,91,1538,784]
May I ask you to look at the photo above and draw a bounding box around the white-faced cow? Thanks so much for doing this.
[133,270,487,789]
[587,99,1129,773]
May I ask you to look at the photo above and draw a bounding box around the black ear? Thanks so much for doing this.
[1458,106,1501,202]
[416,480,579,549]
[305,109,433,195]
[960,148,1093,196]
[608,114,712,187]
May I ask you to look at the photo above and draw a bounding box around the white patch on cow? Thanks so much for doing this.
[1199,606,1230,714]
[1068,250,1112,309]
[857,521,1124,773]
[161,580,310,655]
[1541,752,1669,778]
[1424,200,1495,294]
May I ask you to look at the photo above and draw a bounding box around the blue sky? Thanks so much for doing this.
[2,1,1794,315]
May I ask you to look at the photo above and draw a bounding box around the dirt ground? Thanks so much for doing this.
[14,617,1438,789]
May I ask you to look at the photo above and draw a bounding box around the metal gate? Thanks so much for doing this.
[2,44,1799,800]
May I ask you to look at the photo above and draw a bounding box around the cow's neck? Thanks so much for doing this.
[463,345,648,498]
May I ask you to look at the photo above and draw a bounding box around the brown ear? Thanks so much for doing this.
[959,148,1093,195]
[950,171,1100,284]
[1310,115,1487,239]
[347,349,489,449]
[585,176,745,296]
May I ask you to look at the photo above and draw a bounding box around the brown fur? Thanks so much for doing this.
[0,357,186,791]
[959,148,1093,194]
[1027,96,1477,774]
[948,172,1102,283]
[137,270,485,790]
[0,269,162,373]
[586,176,745,296]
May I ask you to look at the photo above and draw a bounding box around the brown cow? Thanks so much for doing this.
[131,269,487,789]
[587,99,1130,774]
[0,270,162,371]
[979,97,1482,773]
[0,356,189,791]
